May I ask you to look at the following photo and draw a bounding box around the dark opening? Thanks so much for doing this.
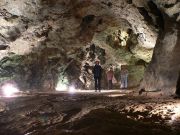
[80,15,95,33]
[101,1,112,8]
[0,45,8,50]
[137,7,153,25]
[148,1,164,30]
[107,2,112,7]
[127,0,132,4]
[81,15,95,25]
[164,4,175,8]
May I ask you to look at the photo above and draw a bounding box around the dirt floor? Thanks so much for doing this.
[0,90,180,135]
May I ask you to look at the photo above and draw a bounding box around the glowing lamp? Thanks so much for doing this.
[1,83,19,97]
[55,82,68,91]
[69,86,76,93]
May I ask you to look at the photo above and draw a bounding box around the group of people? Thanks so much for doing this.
[92,60,128,92]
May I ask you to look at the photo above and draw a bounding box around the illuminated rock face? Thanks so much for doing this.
[141,15,180,92]
[0,0,179,92]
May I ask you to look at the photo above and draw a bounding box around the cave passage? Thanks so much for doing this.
[0,0,180,135]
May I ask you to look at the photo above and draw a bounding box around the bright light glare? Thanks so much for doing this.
[1,83,19,97]
[152,103,180,124]
[169,104,180,123]
[55,82,68,91]
[107,94,126,97]
[69,86,76,93]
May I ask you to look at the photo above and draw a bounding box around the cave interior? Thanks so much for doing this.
[0,0,180,135]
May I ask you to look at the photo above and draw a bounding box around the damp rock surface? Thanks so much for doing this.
[0,0,179,93]
[0,91,180,135]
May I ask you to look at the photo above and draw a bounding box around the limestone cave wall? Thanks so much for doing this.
[141,1,180,93]
[0,0,179,92]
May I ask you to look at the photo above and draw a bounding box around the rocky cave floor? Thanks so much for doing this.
[0,90,180,135]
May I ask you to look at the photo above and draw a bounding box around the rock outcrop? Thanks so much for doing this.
[0,0,179,93]
[141,1,180,93]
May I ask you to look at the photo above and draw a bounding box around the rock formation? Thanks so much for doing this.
[141,0,180,93]
[0,0,179,93]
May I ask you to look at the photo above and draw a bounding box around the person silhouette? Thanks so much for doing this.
[93,60,102,92]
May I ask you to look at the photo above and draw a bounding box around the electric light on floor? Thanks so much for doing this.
[69,86,76,93]
[55,82,68,91]
[1,83,19,97]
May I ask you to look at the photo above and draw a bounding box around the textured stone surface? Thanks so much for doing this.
[0,92,179,135]
[141,15,180,92]
[0,0,179,92]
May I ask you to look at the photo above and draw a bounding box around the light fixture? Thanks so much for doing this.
[1,83,19,97]
[55,82,68,91]
[69,85,76,93]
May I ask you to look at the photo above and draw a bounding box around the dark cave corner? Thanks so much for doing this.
[175,71,180,96]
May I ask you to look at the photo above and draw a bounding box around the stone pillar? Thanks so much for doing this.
[141,14,180,93]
